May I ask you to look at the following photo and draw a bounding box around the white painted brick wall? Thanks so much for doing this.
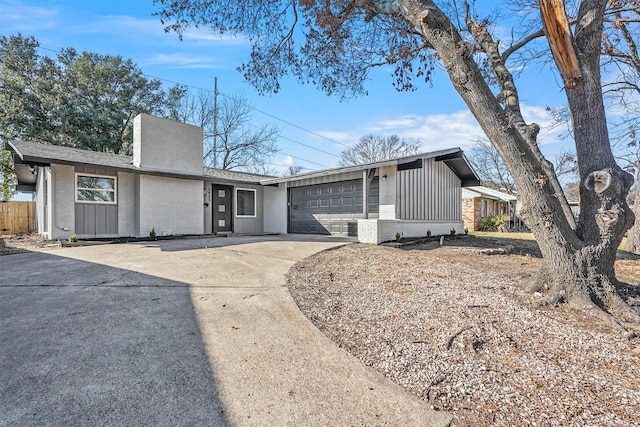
[358,219,465,244]
[379,204,396,220]
[51,163,76,240]
[139,175,203,236]
[117,172,136,237]
[133,114,203,175]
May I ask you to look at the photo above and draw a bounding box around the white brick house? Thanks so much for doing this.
[7,114,479,244]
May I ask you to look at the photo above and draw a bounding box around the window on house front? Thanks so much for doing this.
[75,174,116,204]
[481,200,488,217]
[236,188,256,217]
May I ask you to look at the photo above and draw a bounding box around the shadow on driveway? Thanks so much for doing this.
[0,251,228,426]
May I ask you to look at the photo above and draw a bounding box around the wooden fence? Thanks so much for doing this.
[0,201,36,235]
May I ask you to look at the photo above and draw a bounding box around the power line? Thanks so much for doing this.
[144,72,351,149]
[245,123,340,158]
[274,150,329,168]
[230,96,351,149]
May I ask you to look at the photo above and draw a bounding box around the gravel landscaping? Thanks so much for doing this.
[287,235,640,426]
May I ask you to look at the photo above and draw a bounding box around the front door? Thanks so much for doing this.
[212,184,233,233]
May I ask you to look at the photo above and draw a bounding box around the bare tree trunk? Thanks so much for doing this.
[400,0,637,324]
[626,166,640,253]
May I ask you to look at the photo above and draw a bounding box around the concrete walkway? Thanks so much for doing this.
[1,235,452,426]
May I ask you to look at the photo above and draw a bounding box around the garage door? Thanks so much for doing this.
[289,178,378,236]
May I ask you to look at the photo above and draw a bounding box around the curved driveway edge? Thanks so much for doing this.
[1,235,452,426]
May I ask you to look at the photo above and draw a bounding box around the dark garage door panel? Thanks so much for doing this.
[289,179,378,236]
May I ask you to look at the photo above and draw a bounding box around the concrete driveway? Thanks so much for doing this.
[1,235,452,426]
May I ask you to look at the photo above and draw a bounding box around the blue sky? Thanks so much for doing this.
[1,0,571,176]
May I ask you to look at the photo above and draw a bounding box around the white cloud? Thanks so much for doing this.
[375,114,422,129]
[183,30,248,46]
[0,0,58,31]
[356,104,568,153]
[362,110,484,151]
[309,130,358,146]
[266,155,301,176]
[69,15,169,40]
[144,53,224,69]
[281,155,294,166]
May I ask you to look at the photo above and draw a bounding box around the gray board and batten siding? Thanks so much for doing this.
[396,158,462,221]
[74,165,118,237]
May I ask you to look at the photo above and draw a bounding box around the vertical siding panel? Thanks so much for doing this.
[428,159,440,219]
[444,163,449,219]
[412,169,417,219]
[431,162,435,220]
[440,162,445,219]
[419,163,425,218]
[409,170,414,219]
[423,162,428,220]
[75,204,83,234]
[444,164,450,219]
[438,161,442,219]
[400,170,404,219]
[396,171,401,219]
[451,165,456,219]
[415,168,420,219]
[448,167,452,220]
[405,170,410,219]
[448,164,453,219]
[96,206,106,235]
[428,160,434,219]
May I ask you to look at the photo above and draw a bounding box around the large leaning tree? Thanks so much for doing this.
[155,0,638,325]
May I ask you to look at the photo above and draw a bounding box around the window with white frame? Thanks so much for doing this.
[75,174,116,204]
[481,199,488,217]
[236,188,256,217]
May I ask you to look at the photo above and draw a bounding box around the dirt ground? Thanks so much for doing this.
[0,233,63,255]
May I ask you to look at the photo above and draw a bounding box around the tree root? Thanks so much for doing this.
[534,286,640,336]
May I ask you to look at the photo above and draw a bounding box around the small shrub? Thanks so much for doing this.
[479,215,509,232]
[426,230,432,238]
[450,228,456,235]
[149,227,157,239]
[464,228,469,235]
[395,232,401,241]
[68,234,78,243]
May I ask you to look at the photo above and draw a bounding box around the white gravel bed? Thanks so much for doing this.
[287,242,640,426]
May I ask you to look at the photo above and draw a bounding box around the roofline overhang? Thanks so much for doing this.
[260,147,476,185]
[6,141,264,186]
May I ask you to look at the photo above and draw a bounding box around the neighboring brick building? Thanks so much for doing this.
[462,186,518,231]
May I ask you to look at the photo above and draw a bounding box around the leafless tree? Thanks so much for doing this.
[467,139,517,193]
[168,87,280,171]
[286,165,303,176]
[598,0,639,252]
[339,134,421,166]
[468,138,577,194]
[212,93,280,171]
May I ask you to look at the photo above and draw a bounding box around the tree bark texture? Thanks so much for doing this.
[627,167,640,254]
[399,0,636,322]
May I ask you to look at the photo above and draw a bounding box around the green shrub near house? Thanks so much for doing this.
[479,215,509,232]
